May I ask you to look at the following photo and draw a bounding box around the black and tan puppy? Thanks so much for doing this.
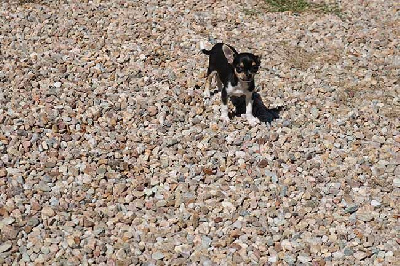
[201,42,261,125]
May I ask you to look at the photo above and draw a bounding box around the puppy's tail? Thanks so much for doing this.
[199,41,211,55]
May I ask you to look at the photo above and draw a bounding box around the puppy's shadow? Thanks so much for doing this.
[230,92,283,123]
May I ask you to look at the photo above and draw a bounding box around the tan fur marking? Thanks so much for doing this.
[235,70,247,81]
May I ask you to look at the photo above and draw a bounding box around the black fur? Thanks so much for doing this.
[202,43,238,86]
[202,43,260,88]
[231,93,282,123]
[202,43,281,124]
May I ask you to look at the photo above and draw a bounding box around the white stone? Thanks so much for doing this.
[371,200,381,207]
[0,242,12,253]
[268,255,277,263]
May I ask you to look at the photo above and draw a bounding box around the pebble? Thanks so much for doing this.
[310,107,319,118]
[202,236,212,248]
[0,217,15,228]
[357,212,374,222]
[371,200,381,207]
[53,82,62,88]
[0,242,12,253]
[354,251,368,260]
[0,169,7,177]
[27,218,40,227]
[281,239,292,251]
[268,255,277,263]
[147,106,158,116]
[344,248,354,256]
[152,252,165,260]
[345,205,359,214]
[37,182,51,192]
[41,206,55,217]
[283,254,296,264]
[298,254,311,263]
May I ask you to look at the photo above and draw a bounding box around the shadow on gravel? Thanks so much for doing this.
[231,92,283,124]
[195,85,282,124]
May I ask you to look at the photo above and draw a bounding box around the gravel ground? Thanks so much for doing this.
[0,0,399,265]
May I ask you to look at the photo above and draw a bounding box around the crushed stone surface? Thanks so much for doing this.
[0,0,399,264]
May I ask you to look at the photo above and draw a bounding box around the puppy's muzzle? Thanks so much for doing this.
[242,74,254,82]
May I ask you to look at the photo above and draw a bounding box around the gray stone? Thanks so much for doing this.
[298,254,311,263]
[0,242,12,253]
[152,252,164,260]
[310,107,319,118]
[344,248,354,256]
[0,217,15,227]
[393,178,400,188]
[345,205,358,214]
[357,212,374,222]
[202,236,212,248]
[27,218,40,227]
[37,182,51,192]
[283,254,296,264]
[353,251,368,260]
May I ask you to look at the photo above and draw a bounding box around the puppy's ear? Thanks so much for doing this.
[222,44,235,64]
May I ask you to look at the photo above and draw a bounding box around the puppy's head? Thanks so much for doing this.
[223,44,261,82]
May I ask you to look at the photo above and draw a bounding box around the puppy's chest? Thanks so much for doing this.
[226,81,250,96]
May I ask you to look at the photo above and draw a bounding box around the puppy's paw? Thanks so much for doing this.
[220,115,230,124]
[246,115,260,126]
[203,89,211,99]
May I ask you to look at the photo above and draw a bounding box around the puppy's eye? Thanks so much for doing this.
[251,66,259,72]
[236,67,243,73]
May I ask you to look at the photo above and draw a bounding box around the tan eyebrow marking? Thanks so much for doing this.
[252,62,257,66]
[240,63,244,67]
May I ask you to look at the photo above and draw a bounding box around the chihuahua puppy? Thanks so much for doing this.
[201,42,261,125]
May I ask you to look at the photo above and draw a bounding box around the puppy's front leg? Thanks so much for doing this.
[216,76,223,92]
[245,92,259,126]
[204,72,213,99]
[220,87,230,123]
